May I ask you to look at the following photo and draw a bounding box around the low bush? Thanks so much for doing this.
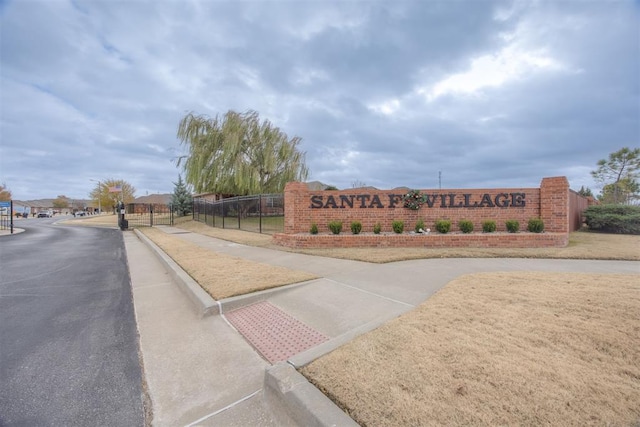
[328,221,342,235]
[310,223,319,235]
[435,219,451,234]
[373,223,382,234]
[505,220,520,233]
[350,221,362,235]
[584,204,640,234]
[527,218,544,233]
[392,220,404,234]
[482,220,496,233]
[415,219,426,233]
[459,219,474,234]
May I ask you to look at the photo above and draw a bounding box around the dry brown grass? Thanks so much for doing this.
[289,231,640,263]
[63,217,639,262]
[174,219,274,247]
[172,220,639,263]
[138,227,317,300]
[66,218,639,425]
[302,272,640,426]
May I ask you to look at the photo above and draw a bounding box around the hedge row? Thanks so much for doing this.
[584,205,640,235]
[310,219,544,235]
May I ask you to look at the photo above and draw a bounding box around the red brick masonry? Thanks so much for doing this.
[273,176,592,249]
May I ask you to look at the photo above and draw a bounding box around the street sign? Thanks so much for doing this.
[0,201,10,208]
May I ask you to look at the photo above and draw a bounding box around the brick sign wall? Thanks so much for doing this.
[274,176,588,249]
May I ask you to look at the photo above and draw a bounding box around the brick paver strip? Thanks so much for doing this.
[225,301,329,364]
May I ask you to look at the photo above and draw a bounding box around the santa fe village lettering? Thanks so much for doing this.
[309,193,526,209]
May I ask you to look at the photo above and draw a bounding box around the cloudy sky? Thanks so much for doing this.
[1,0,638,201]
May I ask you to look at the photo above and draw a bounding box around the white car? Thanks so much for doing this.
[74,211,86,217]
[37,211,52,218]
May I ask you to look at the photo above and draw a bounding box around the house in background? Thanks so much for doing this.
[192,192,235,203]
[133,194,173,205]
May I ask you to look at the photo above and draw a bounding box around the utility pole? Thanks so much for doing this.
[89,179,102,214]
[439,171,442,189]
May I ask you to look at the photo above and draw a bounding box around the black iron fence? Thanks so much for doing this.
[124,203,175,227]
[193,193,284,234]
[0,201,13,233]
[0,210,11,232]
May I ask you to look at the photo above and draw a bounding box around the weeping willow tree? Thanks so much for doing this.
[176,110,309,195]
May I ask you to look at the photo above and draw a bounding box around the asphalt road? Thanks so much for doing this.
[0,217,145,426]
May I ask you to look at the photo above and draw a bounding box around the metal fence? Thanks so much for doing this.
[193,193,284,234]
[124,203,175,227]
[0,212,11,232]
[0,201,13,233]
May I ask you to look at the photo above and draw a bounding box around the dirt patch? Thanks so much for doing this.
[138,227,317,300]
[301,272,640,426]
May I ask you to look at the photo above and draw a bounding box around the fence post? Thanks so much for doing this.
[222,198,225,229]
[237,199,241,229]
[150,204,153,227]
[170,203,174,226]
[259,194,262,234]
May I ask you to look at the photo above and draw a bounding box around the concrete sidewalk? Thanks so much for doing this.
[125,226,640,426]
[124,232,288,426]
[0,227,24,236]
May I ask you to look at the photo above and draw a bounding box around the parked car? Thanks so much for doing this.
[74,211,86,217]
[37,211,52,218]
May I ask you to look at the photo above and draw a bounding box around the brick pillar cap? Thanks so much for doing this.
[540,176,569,186]
[284,181,309,192]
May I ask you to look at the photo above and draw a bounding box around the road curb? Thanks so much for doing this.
[0,227,25,236]
[134,228,318,318]
[218,279,319,314]
[264,362,359,427]
[134,228,361,426]
[287,308,410,369]
[134,229,220,317]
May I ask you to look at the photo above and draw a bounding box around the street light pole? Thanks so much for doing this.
[89,179,102,214]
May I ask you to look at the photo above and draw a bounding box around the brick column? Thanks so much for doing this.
[540,177,569,233]
[283,182,309,234]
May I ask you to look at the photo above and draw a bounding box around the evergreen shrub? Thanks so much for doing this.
[435,219,451,234]
[527,218,544,233]
[584,204,640,234]
[328,221,342,235]
[482,220,497,233]
[506,220,520,233]
[350,221,362,235]
[459,220,474,233]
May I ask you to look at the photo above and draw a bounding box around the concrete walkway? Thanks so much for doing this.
[124,232,286,426]
[0,227,25,236]
[124,226,640,426]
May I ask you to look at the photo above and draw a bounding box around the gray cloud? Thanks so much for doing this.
[0,0,637,201]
